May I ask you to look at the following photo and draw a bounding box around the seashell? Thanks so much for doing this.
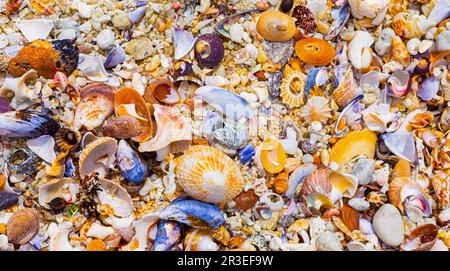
[215,9,264,38]
[238,143,255,165]
[326,2,350,40]
[341,205,359,232]
[294,38,335,66]
[335,95,364,134]
[0,191,19,211]
[7,208,40,245]
[213,120,248,149]
[79,137,117,178]
[375,28,396,56]
[279,0,294,13]
[144,79,181,105]
[104,46,126,69]
[194,34,224,68]
[305,67,328,95]
[362,103,396,133]
[133,212,159,250]
[229,23,251,44]
[330,130,377,165]
[381,131,416,163]
[26,135,56,164]
[74,83,115,131]
[77,54,109,82]
[7,39,79,79]
[431,173,449,210]
[195,86,255,121]
[0,110,60,138]
[427,0,450,26]
[388,177,428,212]
[139,104,191,153]
[300,169,332,203]
[15,19,54,43]
[125,37,153,60]
[418,76,440,102]
[7,148,38,176]
[400,224,439,251]
[117,140,149,184]
[292,4,317,34]
[86,239,107,251]
[260,139,287,174]
[332,67,361,108]
[235,189,258,211]
[209,225,230,246]
[286,164,317,199]
[49,227,79,251]
[153,220,182,251]
[114,87,153,143]
[97,179,133,218]
[159,196,225,229]
[173,28,196,61]
[128,6,146,23]
[256,10,296,42]
[392,36,411,67]
[175,145,244,204]
[262,39,295,66]
[348,0,389,25]
[54,128,80,153]
[0,69,38,110]
[103,116,141,139]
[280,71,307,108]
[184,229,218,251]
[329,171,358,202]
[0,97,13,113]
[348,31,374,70]
[305,192,333,216]
[173,61,193,78]
[300,96,332,124]
[38,178,78,210]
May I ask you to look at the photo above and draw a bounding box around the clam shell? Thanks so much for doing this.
[153,220,182,251]
[173,28,196,61]
[79,137,117,178]
[117,139,149,184]
[175,145,244,204]
[381,132,416,163]
[400,224,439,251]
[38,178,79,209]
[103,116,142,139]
[256,10,296,42]
[7,208,40,245]
[184,229,218,251]
[0,69,38,110]
[139,104,191,153]
[260,139,287,174]
[330,130,377,165]
[97,179,133,218]
[26,135,56,164]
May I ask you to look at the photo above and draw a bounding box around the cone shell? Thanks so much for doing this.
[280,71,307,108]
[330,130,377,165]
[6,208,40,245]
[295,38,335,66]
[332,67,358,108]
[175,145,244,204]
[114,87,153,143]
[256,10,296,42]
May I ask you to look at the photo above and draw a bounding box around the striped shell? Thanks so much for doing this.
[175,145,244,204]
[280,71,307,108]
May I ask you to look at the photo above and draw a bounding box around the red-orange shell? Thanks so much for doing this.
[295,38,335,66]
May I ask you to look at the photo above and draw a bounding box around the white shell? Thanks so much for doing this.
[15,19,54,42]
[173,28,196,60]
[97,179,133,218]
[49,225,80,251]
[38,178,79,209]
[27,135,57,164]
[133,212,159,251]
[85,223,115,240]
[348,0,389,22]
[348,31,374,69]
[185,229,218,251]
[77,54,109,82]
[362,103,395,133]
[0,69,38,110]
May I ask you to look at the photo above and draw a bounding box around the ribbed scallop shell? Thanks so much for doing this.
[7,208,40,245]
[330,130,377,165]
[280,71,307,108]
[300,96,332,124]
[175,145,244,204]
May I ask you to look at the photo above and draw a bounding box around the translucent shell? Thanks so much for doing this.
[392,36,411,67]
[341,204,359,232]
[280,71,307,108]
[329,171,358,202]
[330,130,378,165]
[256,10,296,42]
[175,145,244,204]
[294,38,336,66]
[114,88,153,143]
[392,159,411,179]
[400,224,439,251]
[260,139,287,174]
[306,192,333,216]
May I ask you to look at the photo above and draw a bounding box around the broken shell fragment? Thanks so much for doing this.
[348,31,374,70]
[0,69,38,110]
[173,28,196,61]
[15,19,54,43]
[0,111,60,138]
[117,140,149,184]
[400,224,439,251]
[144,79,181,105]
[260,139,287,174]
[97,178,133,218]
[194,34,224,68]
[184,229,218,251]
[79,137,117,178]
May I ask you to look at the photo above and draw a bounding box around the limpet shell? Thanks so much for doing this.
[256,10,296,42]
[175,145,244,204]
[260,139,287,174]
[7,208,40,245]
[295,38,335,66]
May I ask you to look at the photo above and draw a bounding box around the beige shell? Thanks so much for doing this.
[332,67,359,108]
[0,69,38,110]
[7,208,40,245]
[133,212,159,251]
[280,71,307,108]
[38,178,80,209]
[300,168,332,202]
[300,96,332,124]
[79,137,117,178]
[49,227,79,251]
[184,229,218,251]
[175,145,244,204]
[97,178,133,218]
[139,104,192,153]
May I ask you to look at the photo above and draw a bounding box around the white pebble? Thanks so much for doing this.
[96,29,115,50]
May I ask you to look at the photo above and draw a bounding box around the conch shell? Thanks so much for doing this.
[0,69,38,110]
[139,104,192,154]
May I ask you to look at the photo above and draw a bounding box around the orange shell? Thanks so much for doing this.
[6,208,40,245]
[392,159,411,179]
[175,145,244,204]
[274,172,289,194]
[86,239,107,251]
[260,139,287,174]
[114,87,153,143]
[295,38,335,66]
[341,205,359,232]
[330,130,377,165]
[144,79,181,105]
[332,67,358,108]
[256,10,296,42]
[300,168,332,201]
[392,36,410,67]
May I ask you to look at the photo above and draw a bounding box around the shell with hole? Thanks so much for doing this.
[175,145,244,204]
[0,69,38,110]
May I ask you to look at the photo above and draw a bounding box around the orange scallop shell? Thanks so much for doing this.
[114,87,153,143]
[330,130,377,165]
[295,38,335,66]
[260,139,287,174]
[256,10,296,42]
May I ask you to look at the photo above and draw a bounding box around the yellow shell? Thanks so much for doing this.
[392,36,410,67]
[280,71,307,108]
[260,139,287,174]
[256,10,296,42]
[332,67,358,108]
[175,145,244,204]
[330,130,377,165]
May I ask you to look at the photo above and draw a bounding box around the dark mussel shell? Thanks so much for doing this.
[7,148,38,175]
[103,116,142,139]
[0,97,13,113]
[116,139,150,184]
[173,60,193,77]
[0,191,19,211]
[280,0,294,13]
[7,39,79,79]
[0,111,60,138]
[152,220,182,251]
[47,197,67,212]
[194,34,224,69]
